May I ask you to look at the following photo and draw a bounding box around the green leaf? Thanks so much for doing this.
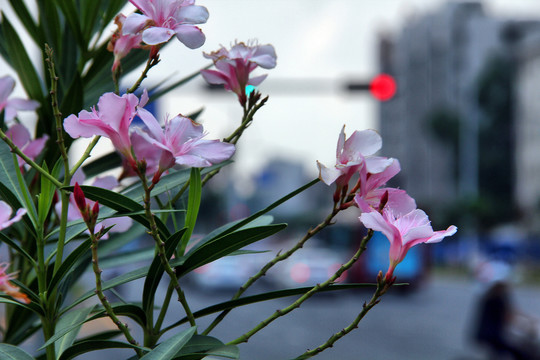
[73,185,171,239]
[81,152,122,178]
[0,344,35,360]
[143,228,187,315]
[87,304,147,328]
[48,239,91,292]
[54,306,96,358]
[38,161,61,226]
[0,233,34,265]
[141,327,197,360]
[179,168,201,254]
[0,14,44,101]
[177,224,287,277]
[13,154,38,227]
[190,179,319,251]
[0,296,41,314]
[7,0,40,44]
[0,123,35,207]
[173,335,239,360]
[172,284,376,327]
[99,246,156,269]
[54,0,86,52]
[38,1,62,57]
[61,263,169,314]
[80,0,102,43]
[58,340,147,360]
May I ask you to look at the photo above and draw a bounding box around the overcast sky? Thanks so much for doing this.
[3,0,540,184]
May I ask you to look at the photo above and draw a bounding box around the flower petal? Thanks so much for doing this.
[142,26,176,45]
[176,5,209,24]
[174,25,205,49]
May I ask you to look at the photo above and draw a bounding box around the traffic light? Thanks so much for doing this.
[346,73,397,101]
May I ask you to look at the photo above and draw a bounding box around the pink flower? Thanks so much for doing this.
[120,131,164,179]
[63,91,148,158]
[360,207,457,281]
[136,108,235,174]
[57,170,132,239]
[317,126,393,187]
[201,41,277,106]
[0,263,30,304]
[108,14,143,73]
[0,201,26,230]
[5,123,49,169]
[0,75,39,122]
[123,0,209,48]
[353,159,416,214]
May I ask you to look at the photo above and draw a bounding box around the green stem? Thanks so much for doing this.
[0,129,62,188]
[90,229,143,357]
[203,204,340,335]
[44,45,70,174]
[69,136,101,177]
[294,274,392,359]
[41,316,56,360]
[154,281,175,333]
[127,56,160,94]
[227,231,374,345]
[140,176,197,328]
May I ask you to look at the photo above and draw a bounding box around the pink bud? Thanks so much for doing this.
[73,183,87,214]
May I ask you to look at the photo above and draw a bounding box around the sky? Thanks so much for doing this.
[139,0,540,182]
[3,0,540,183]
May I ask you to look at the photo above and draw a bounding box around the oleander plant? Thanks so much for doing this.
[0,1,457,359]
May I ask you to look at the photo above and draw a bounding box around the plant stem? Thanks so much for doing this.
[203,204,340,335]
[127,56,160,94]
[69,136,101,177]
[140,176,197,328]
[90,230,143,357]
[294,275,393,359]
[227,231,374,345]
[0,129,62,188]
[154,281,175,333]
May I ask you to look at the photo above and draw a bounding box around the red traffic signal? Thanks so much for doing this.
[369,74,396,101]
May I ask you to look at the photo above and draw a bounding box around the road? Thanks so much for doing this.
[47,274,540,359]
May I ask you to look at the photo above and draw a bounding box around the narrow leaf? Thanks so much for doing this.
[0,344,35,360]
[142,228,187,315]
[54,306,96,357]
[141,327,197,360]
[0,233,34,265]
[0,15,44,101]
[179,168,201,254]
[58,340,147,360]
[7,0,40,44]
[177,224,287,276]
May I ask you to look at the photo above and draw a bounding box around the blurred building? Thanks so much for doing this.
[378,1,540,232]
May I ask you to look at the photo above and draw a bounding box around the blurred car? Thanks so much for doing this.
[268,246,348,289]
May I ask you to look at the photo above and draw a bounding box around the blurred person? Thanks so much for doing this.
[472,280,538,360]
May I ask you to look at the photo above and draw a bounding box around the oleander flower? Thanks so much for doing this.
[0,263,30,304]
[6,123,49,169]
[0,75,39,122]
[123,0,209,48]
[353,159,415,214]
[201,41,277,106]
[63,91,148,159]
[136,107,236,175]
[108,14,144,73]
[317,126,393,187]
[360,206,457,281]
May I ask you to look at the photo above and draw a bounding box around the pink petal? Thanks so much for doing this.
[365,156,394,174]
[426,225,457,244]
[187,139,236,164]
[176,5,209,24]
[317,161,342,185]
[9,98,39,111]
[248,74,268,86]
[142,26,176,45]
[123,13,150,35]
[0,76,15,103]
[174,25,205,49]
[343,129,382,159]
[137,108,164,140]
[23,135,49,160]
[200,69,230,86]
[0,201,13,224]
[251,45,277,69]
[6,124,30,148]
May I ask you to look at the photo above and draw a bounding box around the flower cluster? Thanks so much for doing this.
[318,126,457,281]
[201,41,277,106]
